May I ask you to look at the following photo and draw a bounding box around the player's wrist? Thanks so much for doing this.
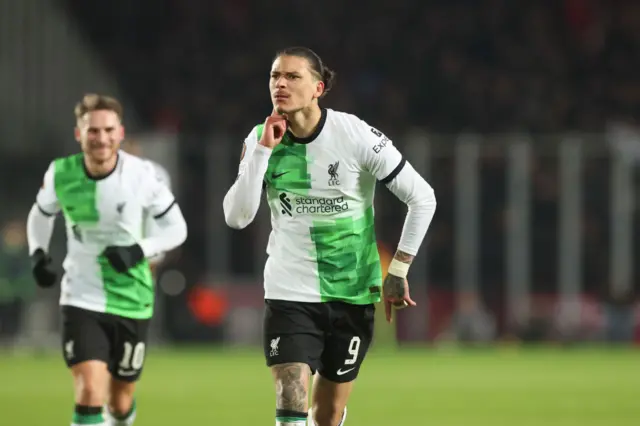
[31,248,45,259]
[31,248,49,267]
[387,258,410,279]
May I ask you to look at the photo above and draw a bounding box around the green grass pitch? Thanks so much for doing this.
[0,346,637,425]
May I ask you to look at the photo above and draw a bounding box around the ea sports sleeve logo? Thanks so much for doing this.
[279,192,293,216]
[328,161,340,186]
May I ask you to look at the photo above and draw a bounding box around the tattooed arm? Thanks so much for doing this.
[383,250,415,302]
[393,250,415,264]
[354,120,436,321]
[382,162,436,322]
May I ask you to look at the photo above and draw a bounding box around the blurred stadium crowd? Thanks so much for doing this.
[64,0,640,134]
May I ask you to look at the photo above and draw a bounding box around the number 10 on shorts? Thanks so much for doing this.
[345,336,361,365]
[119,342,146,370]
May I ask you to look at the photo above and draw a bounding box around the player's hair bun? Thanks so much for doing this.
[321,67,336,95]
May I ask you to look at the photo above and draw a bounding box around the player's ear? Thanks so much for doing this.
[314,80,325,100]
[120,125,126,140]
[74,127,81,143]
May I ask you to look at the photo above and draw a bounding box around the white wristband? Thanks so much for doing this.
[387,258,410,278]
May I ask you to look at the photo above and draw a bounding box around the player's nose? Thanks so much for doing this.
[274,76,287,88]
[97,130,111,142]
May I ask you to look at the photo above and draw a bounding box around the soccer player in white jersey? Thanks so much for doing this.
[223,47,437,426]
[26,94,187,426]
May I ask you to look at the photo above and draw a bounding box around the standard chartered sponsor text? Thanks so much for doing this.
[294,195,349,214]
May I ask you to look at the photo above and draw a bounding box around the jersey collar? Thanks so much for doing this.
[83,153,120,181]
[286,108,327,144]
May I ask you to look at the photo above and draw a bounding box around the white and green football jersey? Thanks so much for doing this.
[36,151,177,319]
[243,109,405,305]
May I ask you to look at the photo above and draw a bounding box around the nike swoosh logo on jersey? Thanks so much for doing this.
[272,171,289,179]
[336,367,355,376]
[117,369,137,377]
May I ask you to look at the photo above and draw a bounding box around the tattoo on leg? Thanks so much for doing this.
[273,363,309,412]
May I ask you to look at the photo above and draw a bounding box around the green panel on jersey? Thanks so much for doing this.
[310,206,382,304]
[55,153,153,319]
[54,154,99,224]
[98,255,153,319]
[257,125,313,194]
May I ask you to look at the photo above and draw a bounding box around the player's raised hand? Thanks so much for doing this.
[382,274,417,323]
[258,113,287,149]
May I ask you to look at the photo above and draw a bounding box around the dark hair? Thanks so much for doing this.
[275,46,336,97]
[74,93,123,121]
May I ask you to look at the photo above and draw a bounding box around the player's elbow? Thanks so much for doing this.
[408,179,437,211]
[27,203,56,243]
[423,183,437,208]
[224,210,254,230]
[223,196,255,230]
[27,204,39,226]
[175,220,188,246]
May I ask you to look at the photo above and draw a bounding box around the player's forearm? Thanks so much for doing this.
[26,204,56,255]
[142,214,166,266]
[385,163,437,258]
[138,206,187,258]
[392,250,415,264]
[223,144,272,229]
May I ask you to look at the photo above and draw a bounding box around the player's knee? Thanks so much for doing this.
[311,402,344,426]
[72,362,109,405]
[74,377,106,405]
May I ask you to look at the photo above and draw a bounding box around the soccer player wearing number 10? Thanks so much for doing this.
[223,47,437,426]
[26,94,187,426]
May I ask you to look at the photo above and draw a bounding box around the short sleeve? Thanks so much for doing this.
[143,161,177,219]
[35,162,60,215]
[356,120,406,184]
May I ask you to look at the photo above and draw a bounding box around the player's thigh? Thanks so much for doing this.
[318,302,375,383]
[61,306,112,404]
[109,314,151,383]
[61,305,111,369]
[263,299,324,373]
[71,361,111,405]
